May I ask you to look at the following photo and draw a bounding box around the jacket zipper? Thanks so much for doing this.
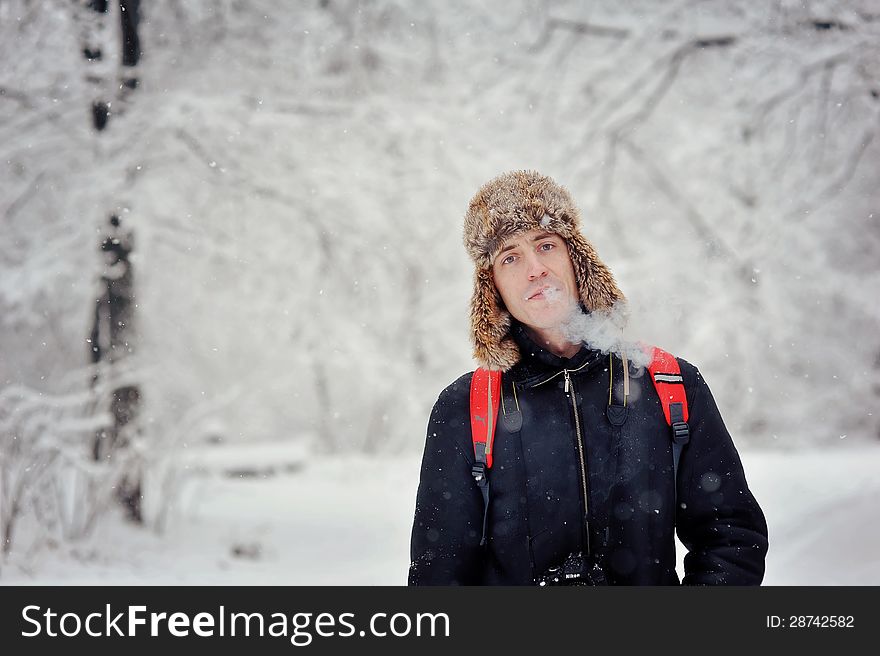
[564,369,591,557]
[528,358,595,556]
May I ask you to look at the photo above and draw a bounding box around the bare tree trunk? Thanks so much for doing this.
[118,0,141,105]
[91,215,142,522]
[80,0,144,521]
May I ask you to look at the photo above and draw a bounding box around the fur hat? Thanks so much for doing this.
[463,170,625,371]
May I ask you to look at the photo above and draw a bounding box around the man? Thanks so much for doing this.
[408,170,768,585]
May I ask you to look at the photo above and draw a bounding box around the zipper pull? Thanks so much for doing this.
[564,370,570,393]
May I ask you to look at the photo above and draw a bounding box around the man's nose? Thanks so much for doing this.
[524,252,548,280]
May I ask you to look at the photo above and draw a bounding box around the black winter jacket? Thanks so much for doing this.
[408,324,768,585]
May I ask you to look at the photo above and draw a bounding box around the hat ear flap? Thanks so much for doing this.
[469,267,521,371]
[567,232,625,312]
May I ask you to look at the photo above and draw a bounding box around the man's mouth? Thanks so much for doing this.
[527,286,552,301]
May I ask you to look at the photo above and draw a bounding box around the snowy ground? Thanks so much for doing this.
[2,444,879,586]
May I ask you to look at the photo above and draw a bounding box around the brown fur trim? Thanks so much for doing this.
[565,232,624,312]
[469,267,520,371]
[464,171,625,371]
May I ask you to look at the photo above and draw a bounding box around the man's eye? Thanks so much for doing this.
[539,243,554,252]
[502,255,516,265]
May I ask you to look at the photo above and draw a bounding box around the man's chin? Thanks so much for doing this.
[525,303,580,325]
[519,313,570,332]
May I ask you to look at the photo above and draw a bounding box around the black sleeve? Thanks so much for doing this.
[408,379,486,585]
[675,364,769,585]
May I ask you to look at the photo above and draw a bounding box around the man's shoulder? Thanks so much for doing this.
[638,346,703,408]
[632,346,700,385]
[425,372,477,453]
[667,355,716,414]
[673,355,699,383]
[434,371,475,406]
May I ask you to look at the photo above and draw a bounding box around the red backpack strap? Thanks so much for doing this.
[645,346,690,517]
[470,367,502,469]
[646,346,689,427]
[470,367,501,546]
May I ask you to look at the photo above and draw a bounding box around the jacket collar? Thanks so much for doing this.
[507,320,603,387]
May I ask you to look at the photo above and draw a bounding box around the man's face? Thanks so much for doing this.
[491,228,579,331]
